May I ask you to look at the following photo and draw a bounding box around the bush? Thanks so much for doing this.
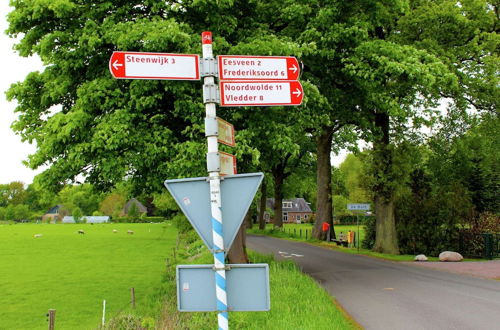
[361,216,376,249]
[172,213,192,234]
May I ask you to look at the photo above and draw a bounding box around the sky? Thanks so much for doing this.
[0,3,44,185]
[0,3,348,186]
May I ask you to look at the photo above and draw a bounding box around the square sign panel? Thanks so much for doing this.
[177,264,270,312]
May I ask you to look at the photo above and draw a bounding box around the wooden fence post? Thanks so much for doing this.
[131,287,136,308]
[48,309,56,330]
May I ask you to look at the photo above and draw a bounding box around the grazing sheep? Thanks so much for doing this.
[78,230,85,234]
[127,230,134,235]
[112,229,118,233]
[33,234,43,238]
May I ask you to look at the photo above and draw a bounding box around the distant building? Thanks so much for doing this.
[42,205,64,223]
[264,198,314,223]
[62,216,110,224]
[123,198,148,215]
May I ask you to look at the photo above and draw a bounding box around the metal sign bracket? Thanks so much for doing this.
[200,57,218,77]
[203,84,220,104]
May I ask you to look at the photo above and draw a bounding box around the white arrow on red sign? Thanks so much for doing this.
[219,81,303,107]
[109,51,200,80]
[218,55,300,81]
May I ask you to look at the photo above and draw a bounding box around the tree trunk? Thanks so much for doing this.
[372,196,399,254]
[258,179,267,230]
[312,128,336,240]
[371,112,399,254]
[246,204,253,230]
[272,169,284,228]
[227,213,249,263]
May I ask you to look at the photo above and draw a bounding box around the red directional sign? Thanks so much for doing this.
[219,81,303,107]
[218,55,300,81]
[109,51,200,80]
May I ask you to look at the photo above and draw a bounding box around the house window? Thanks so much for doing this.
[283,212,288,222]
[296,215,301,222]
[283,202,292,208]
[304,214,308,219]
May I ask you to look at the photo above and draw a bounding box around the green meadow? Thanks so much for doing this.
[251,223,366,244]
[0,223,176,329]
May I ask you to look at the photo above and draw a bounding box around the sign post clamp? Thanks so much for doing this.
[201,57,218,77]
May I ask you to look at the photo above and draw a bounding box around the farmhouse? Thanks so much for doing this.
[62,216,110,224]
[264,198,314,224]
[123,198,148,216]
[42,205,64,223]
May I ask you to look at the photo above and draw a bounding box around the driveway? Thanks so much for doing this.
[247,235,500,330]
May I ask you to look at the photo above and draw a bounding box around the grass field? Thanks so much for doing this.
[0,223,176,329]
[251,223,366,244]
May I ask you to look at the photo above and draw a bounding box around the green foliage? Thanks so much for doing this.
[127,202,140,221]
[152,192,179,216]
[361,216,377,250]
[172,213,192,234]
[99,192,126,216]
[0,181,27,207]
[72,207,83,224]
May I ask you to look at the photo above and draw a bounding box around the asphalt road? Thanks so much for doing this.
[247,235,500,330]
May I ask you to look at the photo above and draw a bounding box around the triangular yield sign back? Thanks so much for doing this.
[164,173,263,251]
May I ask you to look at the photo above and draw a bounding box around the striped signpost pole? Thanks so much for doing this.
[202,31,228,330]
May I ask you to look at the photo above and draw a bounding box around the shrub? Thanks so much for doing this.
[172,213,192,234]
[361,216,376,249]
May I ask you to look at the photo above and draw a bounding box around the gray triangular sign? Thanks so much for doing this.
[164,172,263,251]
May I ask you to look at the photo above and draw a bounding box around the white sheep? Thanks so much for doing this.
[127,230,134,235]
[33,234,43,238]
[78,230,85,234]
[112,229,118,233]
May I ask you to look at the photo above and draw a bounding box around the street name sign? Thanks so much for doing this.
[219,81,303,107]
[220,151,237,176]
[164,173,263,251]
[177,264,270,312]
[217,117,235,147]
[347,203,371,211]
[109,51,200,80]
[218,55,300,81]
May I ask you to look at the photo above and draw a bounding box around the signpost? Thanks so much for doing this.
[218,55,300,81]
[109,31,304,330]
[219,81,303,107]
[109,51,200,80]
[347,204,371,252]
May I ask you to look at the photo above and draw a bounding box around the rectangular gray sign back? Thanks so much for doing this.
[177,263,270,312]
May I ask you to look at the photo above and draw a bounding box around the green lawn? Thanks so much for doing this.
[260,223,367,244]
[0,222,176,330]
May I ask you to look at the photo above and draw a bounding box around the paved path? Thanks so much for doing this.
[247,235,500,330]
[403,260,500,279]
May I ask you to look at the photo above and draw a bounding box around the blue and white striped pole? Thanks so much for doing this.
[202,31,229,330]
